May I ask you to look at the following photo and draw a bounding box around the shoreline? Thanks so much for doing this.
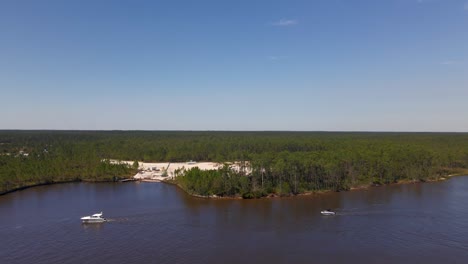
[167,170,468,200]
[2,170,468,198]
[0,178,129,196]
[121,159,468,199]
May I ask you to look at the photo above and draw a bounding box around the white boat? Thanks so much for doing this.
[320,209,336,216]
[81,212,106,223]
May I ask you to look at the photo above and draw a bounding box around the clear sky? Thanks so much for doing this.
[1,0,467,131]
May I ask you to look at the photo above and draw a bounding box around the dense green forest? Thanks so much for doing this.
[1,130,468,197]
[0,131,137,194]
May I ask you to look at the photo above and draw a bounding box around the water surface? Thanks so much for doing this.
[1,177,468,264]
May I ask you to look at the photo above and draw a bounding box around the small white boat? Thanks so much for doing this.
[81,212,106,223]
[320,209,336,216]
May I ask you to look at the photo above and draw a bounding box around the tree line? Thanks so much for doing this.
[1,131,468,196]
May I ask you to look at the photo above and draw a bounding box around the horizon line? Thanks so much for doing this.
[0,129,467,133]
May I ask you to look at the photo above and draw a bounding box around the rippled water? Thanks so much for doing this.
[1,177,468,264]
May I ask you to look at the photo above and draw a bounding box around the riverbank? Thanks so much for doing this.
[0,177,134,196]
[3,166,467,198]
[170,167,468,200]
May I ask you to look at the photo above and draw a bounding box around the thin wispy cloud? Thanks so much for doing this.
[271,19,298,26]
[419,1,468,11]
[441,60,458,65]
[267,56,289,61]
[416,0,443,4]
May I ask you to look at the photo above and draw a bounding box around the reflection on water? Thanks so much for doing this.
[81,223,105,231]
[1,177,468,264]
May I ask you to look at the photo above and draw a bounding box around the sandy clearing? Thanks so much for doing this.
[107,160,250,182]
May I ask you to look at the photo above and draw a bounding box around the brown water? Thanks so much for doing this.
[1,177,468,264]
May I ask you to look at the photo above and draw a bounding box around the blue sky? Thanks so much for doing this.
[1,0,467,131]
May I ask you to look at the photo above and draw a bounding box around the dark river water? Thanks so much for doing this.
[1,177,468,264]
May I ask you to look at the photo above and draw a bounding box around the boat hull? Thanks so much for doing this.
[81,218,106,223]
[320,211,336,216]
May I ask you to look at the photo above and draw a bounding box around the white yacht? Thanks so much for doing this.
[81,212,106,223]
[320,209,336,216]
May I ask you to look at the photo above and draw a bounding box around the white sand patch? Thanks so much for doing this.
[107,159,251,181]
